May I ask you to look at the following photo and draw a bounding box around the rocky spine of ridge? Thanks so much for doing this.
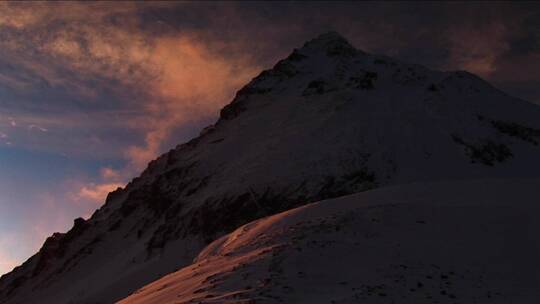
[0,32,381,303]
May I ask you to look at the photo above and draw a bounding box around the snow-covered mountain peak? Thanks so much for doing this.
[2,32,540,304]
[306,30,347,44]
[299,31,361,56]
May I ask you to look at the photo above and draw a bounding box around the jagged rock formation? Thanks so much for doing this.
[1,32,540,304]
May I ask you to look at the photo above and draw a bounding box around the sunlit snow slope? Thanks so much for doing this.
[121,179,540,304]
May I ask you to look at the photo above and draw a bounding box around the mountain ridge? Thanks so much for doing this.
[1,32,540,304]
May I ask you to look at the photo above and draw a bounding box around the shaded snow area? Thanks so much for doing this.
[120,179,540,304]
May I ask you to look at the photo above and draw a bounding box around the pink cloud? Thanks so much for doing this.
[74,182,123,207]
[123,34,259,172]
[447,22,511,77]
[100,167,121,181]
[0,3,260,167]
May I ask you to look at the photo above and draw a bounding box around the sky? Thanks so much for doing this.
[0,1,539,276]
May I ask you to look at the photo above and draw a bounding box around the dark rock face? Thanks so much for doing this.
[303,80,335,96]
[347,71,377,90]
[491,120,540,145]
[220,99,248,120]
[32,219,90,276]
[452,135,513,166]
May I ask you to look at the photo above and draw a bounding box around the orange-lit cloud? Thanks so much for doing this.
[447,22,511,77]
[75,183,123,206]
[68,167,125,212]
[100,167,121,181]
[0,2,259,172]
[125,35,259,171]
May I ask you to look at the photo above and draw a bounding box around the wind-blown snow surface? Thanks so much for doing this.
[120,179,540,304]
[2,32,540,303]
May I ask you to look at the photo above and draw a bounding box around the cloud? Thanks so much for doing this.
[0,2,260,168]
[124,34,259,171]
[74,182,124,207]
[447,23,510,76]
[0,131,10,146]
[66,166,125,213]
[100,167,121,181]
[3,2,535,166]
[28,124,48,132]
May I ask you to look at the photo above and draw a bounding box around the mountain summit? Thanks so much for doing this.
[2,32,540,304]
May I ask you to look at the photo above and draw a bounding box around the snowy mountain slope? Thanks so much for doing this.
[2,32,540,304]
[120,179,540,304]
